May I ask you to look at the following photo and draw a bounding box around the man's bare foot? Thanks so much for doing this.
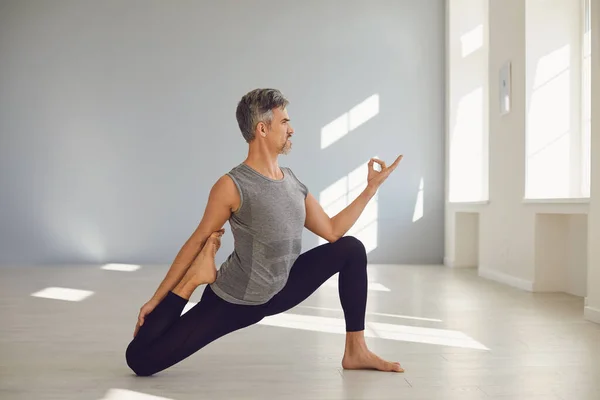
[342,349,404,372]
[172,230,223,299]
[186,230,223,286]
[341,331,403,372]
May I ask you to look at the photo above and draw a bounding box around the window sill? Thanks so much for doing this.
[448,200,490,205]
[522,198,590,204]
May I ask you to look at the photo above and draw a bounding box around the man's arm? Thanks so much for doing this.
[148,175,240,303]
[304,155,403,243]
[304,188,376,243]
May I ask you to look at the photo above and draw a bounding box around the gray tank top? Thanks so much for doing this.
[209,163,308,305]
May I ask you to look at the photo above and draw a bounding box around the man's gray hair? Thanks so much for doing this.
[236,88,289,142]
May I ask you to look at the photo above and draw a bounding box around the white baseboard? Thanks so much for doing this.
[584,306,600,324]
[479,268,534,292]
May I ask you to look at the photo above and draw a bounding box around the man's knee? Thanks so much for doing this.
[126,343,155,377]
[336,236,367,259]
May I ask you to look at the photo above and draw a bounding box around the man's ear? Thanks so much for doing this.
[256,121,267,137]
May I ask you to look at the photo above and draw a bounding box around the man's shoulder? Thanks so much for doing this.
[214,173,238,189]
[209,174,241,211]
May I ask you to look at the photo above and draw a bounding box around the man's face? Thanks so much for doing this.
[268,107,294,155]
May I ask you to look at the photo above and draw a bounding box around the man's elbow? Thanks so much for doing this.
[326,231,342,243]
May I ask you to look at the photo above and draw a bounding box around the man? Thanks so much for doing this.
[125,88,403,377]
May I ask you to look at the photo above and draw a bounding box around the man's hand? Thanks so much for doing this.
[366,155,403,193]
[133,298,160,338]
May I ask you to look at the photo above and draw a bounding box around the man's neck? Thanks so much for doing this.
[244,147,283,180]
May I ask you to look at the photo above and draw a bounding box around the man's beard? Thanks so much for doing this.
[279,138,292,155]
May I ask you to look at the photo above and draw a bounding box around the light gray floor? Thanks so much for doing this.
[1,263,599,400]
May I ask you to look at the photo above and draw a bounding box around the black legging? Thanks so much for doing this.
[125,235,368,376]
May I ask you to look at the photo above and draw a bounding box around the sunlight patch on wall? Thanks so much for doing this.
[412,177,424,222]
[461,24,483,57]
[319,159,379,253]
[349,95,379,131]
[321,95,379,149]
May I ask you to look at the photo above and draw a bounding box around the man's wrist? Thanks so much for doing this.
[149,294,163,304]
[364,183,378,198]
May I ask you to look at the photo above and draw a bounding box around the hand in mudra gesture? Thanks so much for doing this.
[366,155,403,192]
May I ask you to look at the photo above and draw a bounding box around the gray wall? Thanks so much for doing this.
[0,0,445,266]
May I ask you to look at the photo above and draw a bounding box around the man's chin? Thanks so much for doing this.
[279,142,292,155]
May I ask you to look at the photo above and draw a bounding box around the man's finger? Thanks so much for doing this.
[389,155,403,170]
[370,158,386,169]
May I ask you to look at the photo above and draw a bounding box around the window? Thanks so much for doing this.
[524,0,591,200]
[581,0,592,198]
[447,0,489,203]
